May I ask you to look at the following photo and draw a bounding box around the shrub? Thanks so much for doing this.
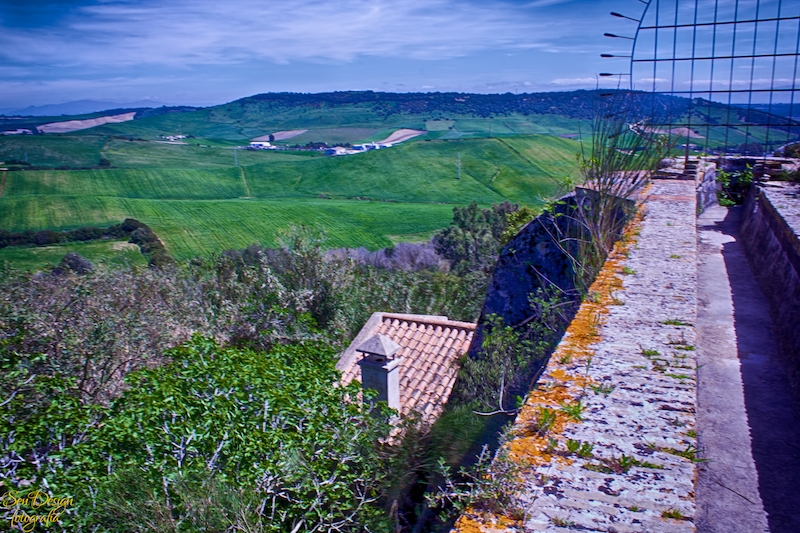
[1,336,395,532]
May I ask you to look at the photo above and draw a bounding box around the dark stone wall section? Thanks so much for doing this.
[468,189,635,361]
[740,183,800,389]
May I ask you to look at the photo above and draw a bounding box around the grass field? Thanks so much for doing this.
[1,94,588,271]
[0,196,459,260]
[0,135,107,168]
[0,134,580,267]
[0,239,147,271]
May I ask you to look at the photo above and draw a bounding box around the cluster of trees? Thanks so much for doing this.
[1,203,533,531]
[0,223,129,249]
[238,90,692,122]
[2,334,396,532]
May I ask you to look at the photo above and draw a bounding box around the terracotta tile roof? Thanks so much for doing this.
[337,312,476,423]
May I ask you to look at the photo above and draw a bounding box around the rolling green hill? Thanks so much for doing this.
[9,89,791,270]
[0,131,581,267]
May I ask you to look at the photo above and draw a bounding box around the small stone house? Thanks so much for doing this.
[337,312,475,423]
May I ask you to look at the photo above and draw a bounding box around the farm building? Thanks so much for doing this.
[249,141,273,149]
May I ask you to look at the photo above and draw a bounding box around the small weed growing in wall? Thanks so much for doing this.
[559,400,584,421]
[662,318,692,326]
[661,509,687,520]
[665,373,693,381]
[551,517,575,527]
[578,442,594,458]
[652,361,668,372]
[583,453,662,474]
[641,348,660,357]
[622,266,636,275]
[531,407,557,435]
[662,444,705,463]
[545,437,559,454]
[590,382,615,397]
[670,254,681,259]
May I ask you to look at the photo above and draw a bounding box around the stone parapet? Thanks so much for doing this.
[455,180,698,532]
[740,181,800,390]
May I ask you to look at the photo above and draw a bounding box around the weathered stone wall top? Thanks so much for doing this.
[762,182,800,233]
[454,180,698,532]
[759,182,800,273]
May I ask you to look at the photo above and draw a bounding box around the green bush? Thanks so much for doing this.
[716,167,754,205]
[1,336,395,532]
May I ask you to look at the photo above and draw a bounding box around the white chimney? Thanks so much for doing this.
[357,333,402,410]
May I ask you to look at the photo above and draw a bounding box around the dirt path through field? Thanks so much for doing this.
[0,170,6,197]
[37,112,137,133]
[240,168,251,198]
[377,129,425,144]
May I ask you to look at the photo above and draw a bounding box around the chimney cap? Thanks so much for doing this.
[357,334,401,359]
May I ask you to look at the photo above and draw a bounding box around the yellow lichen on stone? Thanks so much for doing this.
[453,208,646,532]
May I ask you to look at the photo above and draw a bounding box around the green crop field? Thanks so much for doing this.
[0,239,147,272]
[0,91,611,269]
[0,196,458,260]
[0,135,107,168]
[0,133,581,269]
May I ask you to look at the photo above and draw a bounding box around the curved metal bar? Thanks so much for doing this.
[619,0,800,156]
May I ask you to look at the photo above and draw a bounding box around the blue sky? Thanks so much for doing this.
[0,0,642,108]
[0,0,796,108]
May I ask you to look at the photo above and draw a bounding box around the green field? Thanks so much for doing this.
[0,239,147,271]
[0,133,580,268]
[0,92,599,270]
[8,88,792,271]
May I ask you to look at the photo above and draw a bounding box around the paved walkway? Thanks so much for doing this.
[696,204,800,533]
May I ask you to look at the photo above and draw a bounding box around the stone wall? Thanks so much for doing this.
[454,179,699,532]
[739,182,800,389]
[467,189,635,362]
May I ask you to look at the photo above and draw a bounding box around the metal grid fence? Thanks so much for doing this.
[602,0,800,157]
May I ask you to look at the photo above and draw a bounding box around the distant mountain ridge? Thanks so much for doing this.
[2,99,196,117]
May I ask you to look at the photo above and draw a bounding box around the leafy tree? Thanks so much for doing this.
[433,201,519,276]
[716,166,754,205]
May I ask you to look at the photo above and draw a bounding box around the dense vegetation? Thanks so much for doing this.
[0,198,532,531]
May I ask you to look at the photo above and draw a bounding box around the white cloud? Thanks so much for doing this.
[550,77,597,85]
[0,0,576,69]
[525,0,573,7]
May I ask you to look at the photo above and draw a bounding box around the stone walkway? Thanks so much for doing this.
[697,203,800,533]
[695,205,769,533]
[455,179,699,532]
